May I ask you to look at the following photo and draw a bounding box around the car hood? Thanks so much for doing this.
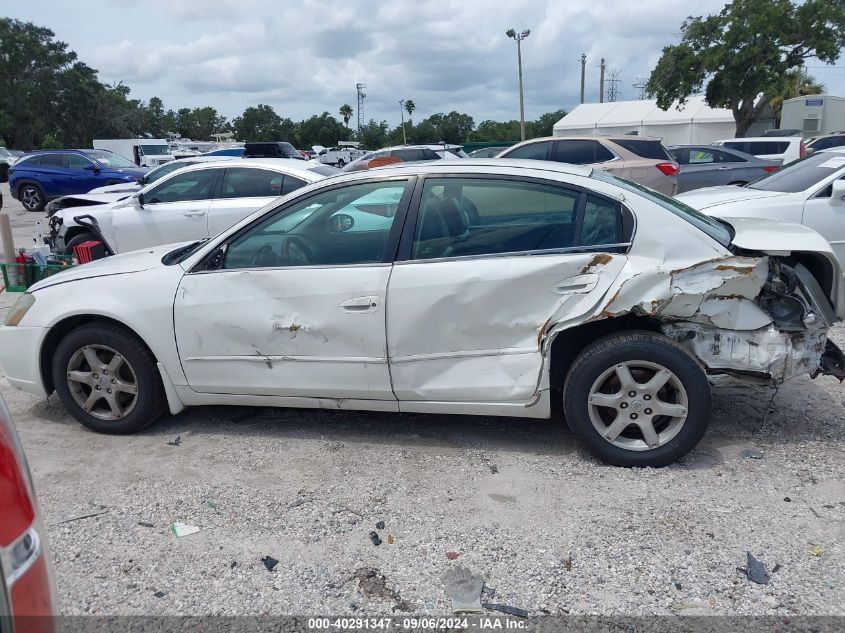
[676,185,785,209]
[89,182,141,194]
[29,242,186,291]
[46,192,129,216]
[102,167,148,177]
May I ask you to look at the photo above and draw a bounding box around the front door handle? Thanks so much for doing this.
[338,296,380,314]
[183,210,207,217]
[552,273,599,294]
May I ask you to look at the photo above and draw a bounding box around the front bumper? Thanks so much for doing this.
[0,326,49,397]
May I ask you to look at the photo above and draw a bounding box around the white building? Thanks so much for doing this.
[780,95,845,137]
[553,96,775,144]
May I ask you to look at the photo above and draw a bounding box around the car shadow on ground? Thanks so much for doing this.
[25,370,842,472]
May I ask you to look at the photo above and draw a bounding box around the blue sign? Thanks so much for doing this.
[806,98,824,107]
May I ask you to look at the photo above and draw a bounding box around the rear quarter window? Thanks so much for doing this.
[613,139,672,161]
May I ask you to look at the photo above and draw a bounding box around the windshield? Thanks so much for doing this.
[746,152,845,193]
[146,160,198,183]
[139,145,172,156]
[86,150,137,168]
[591,171,733,247]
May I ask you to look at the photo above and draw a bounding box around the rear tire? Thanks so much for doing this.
[563,331,711,467]
[51,322,166,434]
[63,232,97,256]
[19,184,45,212]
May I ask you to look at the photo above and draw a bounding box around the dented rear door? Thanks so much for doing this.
[386,176,629,404]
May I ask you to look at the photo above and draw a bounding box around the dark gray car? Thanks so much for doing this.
[669,145,780,193]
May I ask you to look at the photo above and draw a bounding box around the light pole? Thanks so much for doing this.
[506,28,530,141]
[399,99,407,144]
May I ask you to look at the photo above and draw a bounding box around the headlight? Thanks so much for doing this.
[4,293,35,326]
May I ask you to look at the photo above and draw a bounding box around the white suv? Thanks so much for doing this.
[713,137,806,165]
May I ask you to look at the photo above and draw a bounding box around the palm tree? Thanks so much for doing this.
[770,70,825,126]
[339,104,354,128]
[404,99,416,120]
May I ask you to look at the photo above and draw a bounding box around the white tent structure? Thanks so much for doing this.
[553,97,774,144]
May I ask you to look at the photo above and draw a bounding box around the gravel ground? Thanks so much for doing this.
[1,186,843,616]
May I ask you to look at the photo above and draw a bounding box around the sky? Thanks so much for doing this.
[5,0,845,127]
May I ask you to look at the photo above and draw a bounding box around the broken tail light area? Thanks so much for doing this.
[762,166,780,173]
[655,162,679,176]
[0,396,57,628]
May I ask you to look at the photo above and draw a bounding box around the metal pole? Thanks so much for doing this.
[399,100,407,144]
[517,38,526,141]
[599,58,606,103]
[580,53,586,104]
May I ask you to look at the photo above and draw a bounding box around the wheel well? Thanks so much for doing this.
[16,180,41,196]
[548,315,662,389]
[40,315,157,394]
[63,226,94,245]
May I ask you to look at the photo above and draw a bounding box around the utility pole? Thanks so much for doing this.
[399,99,407,144]
[633,77,648,100]
[356,83,366,134]
[580,53,586,104]
[606,69,621,102]
[506,28,531,141]
[599,58,606,103]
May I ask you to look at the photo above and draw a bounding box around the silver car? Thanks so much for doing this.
[669,145,780,193]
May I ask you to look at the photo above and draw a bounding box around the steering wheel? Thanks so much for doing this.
[284,236,314,266]
[249,244,281,267]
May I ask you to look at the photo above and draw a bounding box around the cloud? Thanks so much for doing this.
[6,0,844,126]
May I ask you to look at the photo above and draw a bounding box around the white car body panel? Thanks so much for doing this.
[3,160,843,423]
[49,159,327,254]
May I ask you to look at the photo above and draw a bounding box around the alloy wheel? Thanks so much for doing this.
[587,360,688,452]
[66,344,139,421]
[21,186,42,211]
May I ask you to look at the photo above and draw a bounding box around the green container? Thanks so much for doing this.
[1,259,74,292]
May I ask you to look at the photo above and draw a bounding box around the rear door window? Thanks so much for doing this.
[219,168,285,198]
[504,141,551,160]
[39,154,66,168]
[613,139,673,160]
[553,140,615,164]
[411,177,612,260]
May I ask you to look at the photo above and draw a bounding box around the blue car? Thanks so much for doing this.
[9,149,148,212]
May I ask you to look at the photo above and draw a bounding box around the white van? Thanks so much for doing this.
[92,139,174,167]
[712,137,806,165]
[314,141,367,167]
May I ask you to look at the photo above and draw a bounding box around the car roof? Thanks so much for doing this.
[378,144,465,152]
[716,137,801,142]
[331,158,592,181]
[169,157,329,179]
[515,134,664,143]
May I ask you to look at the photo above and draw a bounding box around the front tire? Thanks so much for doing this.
[63,232,97,256]
[19,184,45,212]
[563,331,711,467]
[52,322,166,434]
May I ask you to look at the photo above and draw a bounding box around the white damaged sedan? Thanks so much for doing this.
[2,159,844,467]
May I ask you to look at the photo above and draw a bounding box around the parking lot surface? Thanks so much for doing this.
[0,189,843,616]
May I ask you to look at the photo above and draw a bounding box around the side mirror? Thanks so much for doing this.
[131,192,145,209]
[137,176,147,185]
[84,163,99,172]
[831,180,845,202]
[328,213,355,232]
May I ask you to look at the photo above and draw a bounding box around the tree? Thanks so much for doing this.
[355,119,390,149]
[404,99,416,120]
[339,104,353,128]
[297,111,348,147]
[422,111,475,143]
[232,104,284,142]
[770,70,826,125]
[647,0,845,137]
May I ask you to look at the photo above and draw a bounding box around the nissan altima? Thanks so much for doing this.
[2,159,843,467]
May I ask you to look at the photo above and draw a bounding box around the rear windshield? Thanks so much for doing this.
[591,171,732,247]
[307,165,341,176]
[747,152,845,192]
[613,139,672,161]
[722,140,789,156]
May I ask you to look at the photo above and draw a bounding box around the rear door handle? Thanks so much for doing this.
[338,296,380,313]
[552,273,599,294]
[183,210,207,217]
